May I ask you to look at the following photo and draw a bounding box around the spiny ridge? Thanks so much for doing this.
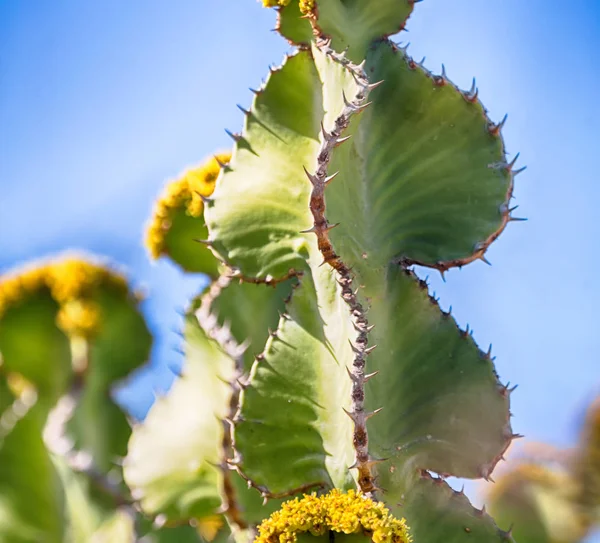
[303,35,380,498]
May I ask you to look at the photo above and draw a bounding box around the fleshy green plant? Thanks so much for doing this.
[0,1,528,541]
[486,398,600,543]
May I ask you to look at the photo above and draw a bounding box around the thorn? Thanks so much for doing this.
[513,166,527,176]
[249,87,260,95]
[439,269,446,282]
[302,165,318,186]
[463,78,478,102]
[509,216,528,222]
[356,59,367,71]
[236,104,250,116]
[194,239,213,247]
[366,407,384,420]
[348,340,361,354]
[214,156,229,170]
[335,135,352,146]
[325,171,340,185]
[364,345,378,355]
[364,371,379,382]
[354,100,373,112]
[418,57,426,66]
[366,324,375,332]
[342,407,358,422]
[225,129,240,142]
[509,384,519,393]
[194,191,213,204]
[342,91,353,108]
[367,80,385,90]
[507,152,521,171]
[320,121,328,139]
[479,254,492,266]
[441,64,447,79]
[488,114,508,136]
[511,433,525,440]
[300,225,317,234]
[469,78,476,95]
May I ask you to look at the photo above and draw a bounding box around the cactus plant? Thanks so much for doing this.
[0,1,527,541]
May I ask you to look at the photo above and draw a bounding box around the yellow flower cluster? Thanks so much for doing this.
[262,0,291,7]
[299,0,315,14]
[261,0,314,15]
[145,152,231,260]
[0,256,129,338]
[255,489,411,543]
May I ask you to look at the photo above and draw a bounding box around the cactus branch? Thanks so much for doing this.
[303,36,380,498]
[43,342,133,509]
[196,272,249,530]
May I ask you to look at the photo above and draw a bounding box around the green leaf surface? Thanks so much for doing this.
[380,470,515,543]
[209,278,295,371]
[319,41,512,273]
[364,267,511,479]
[205,51,322,280]
[0,291,71,405]
[276,1,313,45]
[123,310,233,522]
[312,0,414,61]
[234,257,355,495]
[161,209,221,276]
[0,386,65,543]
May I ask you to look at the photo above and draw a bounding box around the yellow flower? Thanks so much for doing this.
[0,254,132,338]
[255,489,411,543]
[260,0,314,15]
[262,0,291,7]
[145,152,231,260]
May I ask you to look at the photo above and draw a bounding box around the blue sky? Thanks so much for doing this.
[1,0,599,533]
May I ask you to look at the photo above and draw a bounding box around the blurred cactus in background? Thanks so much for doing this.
[487,398,600,543]
[0,0,532,541]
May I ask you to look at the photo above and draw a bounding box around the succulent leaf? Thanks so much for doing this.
[123,310,233,522]
[363,267,511,480]
[276,1,314,46]
[318,41,514,274]
[308,0,414,61]
[0,291,72,405]
[234,258,356,495]
[0,382,65,543]
[382,469,516,543]
[207,276,295,371]
[146,154,230,276]
[205,51,323,280]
